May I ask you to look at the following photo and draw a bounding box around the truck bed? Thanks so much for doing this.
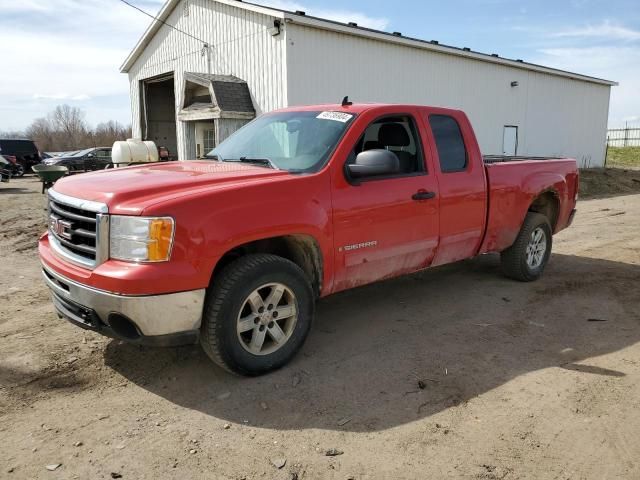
[480,157,579,254]
[483,155,565,164]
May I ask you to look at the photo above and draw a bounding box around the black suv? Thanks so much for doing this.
[0,139,41,176]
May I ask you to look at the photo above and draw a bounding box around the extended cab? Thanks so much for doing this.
[39,104,578,375]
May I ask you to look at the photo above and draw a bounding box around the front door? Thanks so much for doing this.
[331,111,440,292]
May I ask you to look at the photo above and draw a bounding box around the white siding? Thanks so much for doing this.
[127,0,287,160]
[285,24,611,167]
[216,118,249,144]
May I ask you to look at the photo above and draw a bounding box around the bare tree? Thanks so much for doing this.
[93,121,132,147]
[0,130,28,139]
[50,105,89,150]
[17,105,131,152]
[25,117,56,151]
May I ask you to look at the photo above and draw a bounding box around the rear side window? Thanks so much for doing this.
[429,115,467,172]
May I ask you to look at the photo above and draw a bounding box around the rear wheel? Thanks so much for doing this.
[200,254,314,376]
[500,212,552,282]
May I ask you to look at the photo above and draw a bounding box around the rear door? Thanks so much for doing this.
[331,108,440,292]
[421,109,487,266]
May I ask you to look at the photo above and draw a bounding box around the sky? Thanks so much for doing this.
[1,0,639,131]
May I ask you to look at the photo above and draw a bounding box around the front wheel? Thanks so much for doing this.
[200,254,314,376]
[500,212,552,282]
[13,163,25,177]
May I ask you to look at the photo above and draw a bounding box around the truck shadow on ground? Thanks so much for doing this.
[0,187,32,195]
[105,253,640,432]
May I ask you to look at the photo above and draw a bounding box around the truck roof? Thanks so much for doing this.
[277,103,463,115]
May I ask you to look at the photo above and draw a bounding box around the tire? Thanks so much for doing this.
[200,254,315,376]
[14,163,25,177]
[500,212,552,282]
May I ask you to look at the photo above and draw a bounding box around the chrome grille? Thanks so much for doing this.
[47,190,109,269]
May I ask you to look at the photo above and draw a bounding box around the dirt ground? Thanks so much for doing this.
[1,174,640,480]
[579,167,640,199]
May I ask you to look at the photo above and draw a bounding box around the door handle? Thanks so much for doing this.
[412,191,436,201]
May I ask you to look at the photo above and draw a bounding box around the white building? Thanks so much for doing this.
[121,0,617,167]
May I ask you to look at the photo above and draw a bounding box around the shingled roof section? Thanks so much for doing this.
[185,73,255,114]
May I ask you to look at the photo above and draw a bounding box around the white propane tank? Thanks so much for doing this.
[111,139,159,167]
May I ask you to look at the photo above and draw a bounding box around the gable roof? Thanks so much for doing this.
[184,72,255,113]
[121,0,617,87]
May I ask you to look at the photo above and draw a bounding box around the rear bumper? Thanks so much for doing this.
[567,208,577,228]
[42,264,205,346]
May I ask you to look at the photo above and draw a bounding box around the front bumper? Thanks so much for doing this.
[42,264,205,346]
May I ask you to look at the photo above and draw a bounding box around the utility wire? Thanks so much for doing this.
[118,0,209,45]
[134,28,270,72]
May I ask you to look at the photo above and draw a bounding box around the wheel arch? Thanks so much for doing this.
[528,189,560,232]
[210,234,324,297]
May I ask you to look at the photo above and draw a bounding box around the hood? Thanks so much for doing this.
[52,160,290,214]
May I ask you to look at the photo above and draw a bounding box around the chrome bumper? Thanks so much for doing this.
[42,264,205,343]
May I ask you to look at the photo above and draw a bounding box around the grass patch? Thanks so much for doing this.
[606,147,640,168]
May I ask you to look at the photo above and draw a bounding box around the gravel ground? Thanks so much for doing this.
[1,175,639,480]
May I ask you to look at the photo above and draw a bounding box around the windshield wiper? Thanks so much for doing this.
[233,157,279,170]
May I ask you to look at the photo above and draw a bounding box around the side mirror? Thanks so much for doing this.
[87,153,95,158]
[347,149,400,179]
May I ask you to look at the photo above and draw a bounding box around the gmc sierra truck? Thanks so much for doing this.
[40,103,578,376]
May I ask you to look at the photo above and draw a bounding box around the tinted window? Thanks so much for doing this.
[429,115,467,172]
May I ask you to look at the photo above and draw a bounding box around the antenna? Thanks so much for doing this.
[342,96,353,107]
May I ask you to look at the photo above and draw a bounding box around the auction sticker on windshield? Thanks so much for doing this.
[316,111,353,123]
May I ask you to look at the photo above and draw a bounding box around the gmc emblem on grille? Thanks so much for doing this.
[49,216,73,240]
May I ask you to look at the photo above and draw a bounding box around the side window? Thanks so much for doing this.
[349,115,425,175]
[429,115,467,172]
[203,129,216,154]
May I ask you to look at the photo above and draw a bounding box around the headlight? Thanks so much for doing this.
[109,216,175,262]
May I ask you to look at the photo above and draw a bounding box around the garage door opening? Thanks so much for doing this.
[141,74,177,158]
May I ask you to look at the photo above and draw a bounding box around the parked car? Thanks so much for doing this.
[42,147,112,171]
[0,139,41,176]
[39,103,578,376]
[0,155,11,183]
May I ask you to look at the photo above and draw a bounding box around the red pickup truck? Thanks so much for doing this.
[40,103,578,375]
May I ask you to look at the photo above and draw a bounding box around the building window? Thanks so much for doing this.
[429,115,467,173]
[203,129,215,155]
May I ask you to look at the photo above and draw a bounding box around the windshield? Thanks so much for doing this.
[70,148,93,157]
[207,111,355,173]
